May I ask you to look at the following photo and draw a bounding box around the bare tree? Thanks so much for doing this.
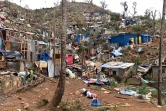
[132,2,137,17]
[24,4,29,9]
[159,11,162,20]
[84,0,93,4]
[144,9,151,19]
[150,8,157,37]
[54,0,60,7]
[49,0,67,110]
[120,1,128,18]
[100,0,108,9]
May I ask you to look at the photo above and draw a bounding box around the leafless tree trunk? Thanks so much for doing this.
[132,2,137,17]
[151,9,157,37]
[49,0,67,110]
[84,0,93,4]
[100,0,108,9]
[120,1,128,19]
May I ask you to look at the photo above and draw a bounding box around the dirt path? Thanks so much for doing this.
[0,79,165,111]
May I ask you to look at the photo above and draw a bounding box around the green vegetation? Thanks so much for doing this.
[110,78,118,87]
[131,25,146,34]
[151,90,158,98]
[163,96,166,105]
[57,100,83,111]
[36,99,49,107]
[138,83,149,95]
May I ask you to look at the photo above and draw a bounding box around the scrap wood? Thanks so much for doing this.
[98,103,131,109]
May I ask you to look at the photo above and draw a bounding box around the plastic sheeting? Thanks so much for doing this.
[37,52,50,62]
[111,50,123,57]
[119,89,138,96]
[48,60,54,78]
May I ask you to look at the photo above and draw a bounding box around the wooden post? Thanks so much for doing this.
[158,0,166,106]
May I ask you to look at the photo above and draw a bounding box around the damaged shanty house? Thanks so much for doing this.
[0,27,45,95]
[99,62,135,81]
[151,58,166,81]
[108,33,151,47]
[0,28,37,71]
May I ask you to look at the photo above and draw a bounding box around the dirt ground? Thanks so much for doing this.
[0,79,165,111]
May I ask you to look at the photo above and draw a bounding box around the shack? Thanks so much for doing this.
[100,62,135,78]
[108,33,151,46]
[152,65,166,80]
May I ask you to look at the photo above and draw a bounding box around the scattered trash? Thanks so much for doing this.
[91,98,101,106]
[81,88,98,99]
[66,68,76,79]
[119,89,138,96]
[141,78,149,84]
[137,47,142,53]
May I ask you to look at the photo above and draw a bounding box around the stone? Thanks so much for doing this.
[23,103,29,109]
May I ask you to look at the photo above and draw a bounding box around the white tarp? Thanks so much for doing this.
[48,60,54,77]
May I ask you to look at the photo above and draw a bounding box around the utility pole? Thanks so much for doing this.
[158,0,166,106]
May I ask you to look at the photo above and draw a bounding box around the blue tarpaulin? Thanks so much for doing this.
[0,50,5,53]
[75,34,90,43]
[37,52,50,62]
[38,41,53,46]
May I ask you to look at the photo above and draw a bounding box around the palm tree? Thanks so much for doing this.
[49,0,67,110]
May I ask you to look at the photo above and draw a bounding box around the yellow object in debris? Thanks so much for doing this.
[114,88,120,91]
[136,37,138,44]
[139,36,142,44]
[130,38,134,45]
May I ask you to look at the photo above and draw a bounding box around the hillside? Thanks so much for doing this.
[0,1,111,33]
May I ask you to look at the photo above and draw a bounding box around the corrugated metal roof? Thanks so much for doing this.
[100,62,134,69]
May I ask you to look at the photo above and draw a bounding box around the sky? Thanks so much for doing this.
[5,0,164,17]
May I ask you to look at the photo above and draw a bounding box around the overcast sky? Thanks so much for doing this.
[8,0,163,17]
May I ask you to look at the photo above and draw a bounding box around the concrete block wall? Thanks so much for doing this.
[0,75,23,94]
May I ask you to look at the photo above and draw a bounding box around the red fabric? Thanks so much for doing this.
[66,55,73,64]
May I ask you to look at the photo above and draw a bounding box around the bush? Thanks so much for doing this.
[138,83,149,95]
[36,99,48,107]
[151,90,158,98]
[110,78,118,87]
[163,96,166,105]
[58,100,83,111]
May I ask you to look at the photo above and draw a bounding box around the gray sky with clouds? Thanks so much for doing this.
[8,0,163,17]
